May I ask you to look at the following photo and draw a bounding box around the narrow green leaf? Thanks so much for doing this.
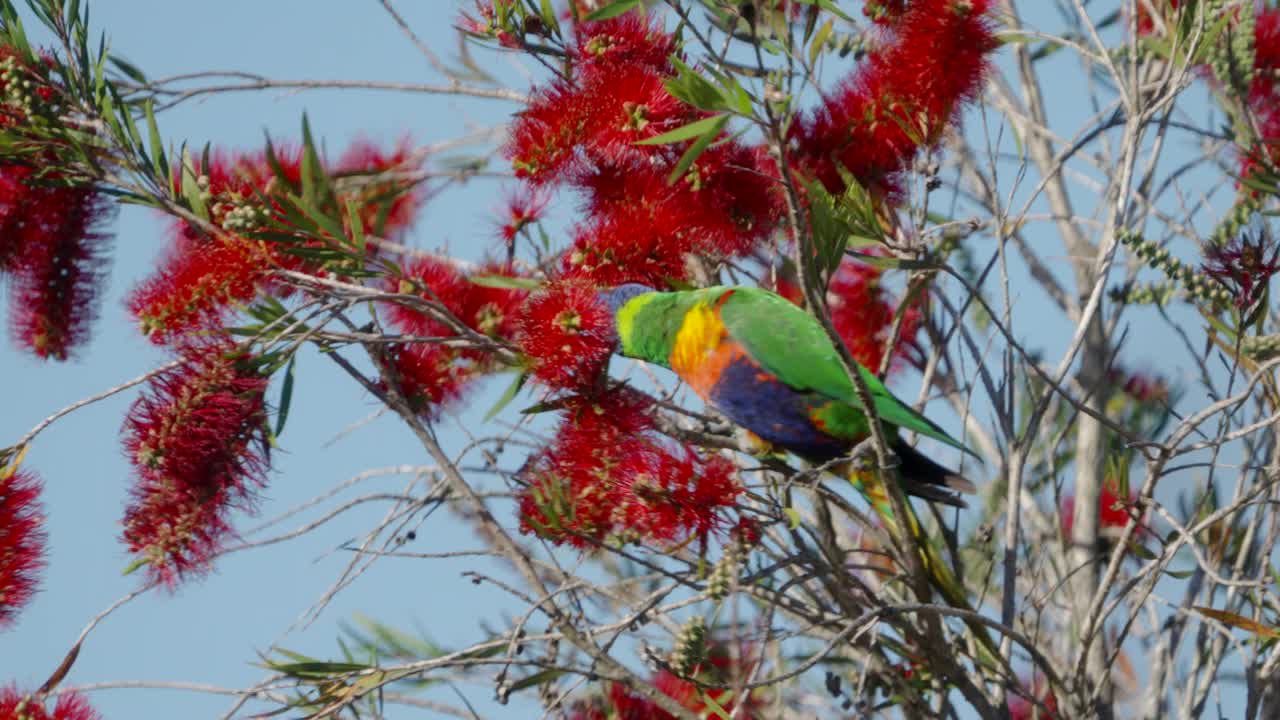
[633,113,728,146]
[508,669,567,693]
[144,99,169,184]
[584,0,639,20]
[109,55,147,83]
[791,0,853,23]
[539,0,560,36]
[346,197,365,254]
[469,274,544,290]
[180,146,208,220]
[667,114,728,185]
[485,372,528,422]
[274,354,297,438]
[809,18,833,66]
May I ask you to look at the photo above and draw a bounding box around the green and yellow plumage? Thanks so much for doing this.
[605,284,995,656]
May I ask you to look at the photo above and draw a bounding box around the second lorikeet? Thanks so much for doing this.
[601,283,978,509]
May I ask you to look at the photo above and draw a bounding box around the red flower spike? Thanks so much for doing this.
[1007,676,1060,720]
[1061,479,1142,544]
[121,348,271,586]
[334,138,423,237]
[507,81,591,183]
[127,229,274,344]
[462,261,530,339]
[574,14,677,74]
[6,184,113,360]
[1233,9,1280,176]
[515,281,615,390]
[497,184,550,248]
[0,686,101,720]
[0,46,116,361]
[576,64,699,167]
[0,470,46,630]
[826,259,922,374]
[798,0,996,194]
[518,390,741,547]
[1202,226,1280,311]
[383,343,478,418]
[1132,0,1179,37]
[384,255,474,338]
[605,645,762,719]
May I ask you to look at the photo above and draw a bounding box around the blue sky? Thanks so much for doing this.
[0,2,1253,718]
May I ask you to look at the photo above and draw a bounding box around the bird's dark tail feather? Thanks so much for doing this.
[894,441,976,509]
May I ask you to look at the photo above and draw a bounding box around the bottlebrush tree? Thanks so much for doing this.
[3,0,1280,718]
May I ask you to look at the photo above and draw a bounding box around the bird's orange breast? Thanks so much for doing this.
[668,301,743,400]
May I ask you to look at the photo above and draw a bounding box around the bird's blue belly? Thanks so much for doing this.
[708,355,849,461]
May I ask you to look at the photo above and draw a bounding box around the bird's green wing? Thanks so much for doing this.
[717,287,974,456]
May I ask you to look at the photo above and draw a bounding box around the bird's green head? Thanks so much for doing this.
[598,284,708,367]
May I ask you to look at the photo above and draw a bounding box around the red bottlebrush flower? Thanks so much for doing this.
[577,64,699,167]
[0,686,100,720]
[462,261,530,339]
[797,0,997,194]
[564,147,781,287]
[1108,367,1171,405]
[0,164,35,272]
[514,281,615,389]
[564,699,609,720]
[1007,676,1059,720]
[606,644,762,719]
[121,347,271,586]
[127,228,275,344]
[1202,225,1280,311]
[730,516,762,547]
[507,28,694,184]
[0,469,46,630]
[506,81,590,183]
[383,343,479,418]
[1061,479,1142,545]
[1237,9,1280,176]
[387,256,529,339]
[385,255,475,338]
[518,389,741,547]
[826,258,922,374]
[0,46,115,360]
[458,1,520,47]
[497,184,550,248]
[573,14,677,74]
[334,138,423,237]
[1132,0,1180,37]
[864,0,909,25]
[5,181,112,360]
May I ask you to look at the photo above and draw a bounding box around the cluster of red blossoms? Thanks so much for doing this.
[120,347,271,585]
[117,140,422,581]
[127,140,421,346]
[1006,676,1059,720]
[518,389,741,547]
[1137,2,1280,182]
[794,0,997,197]
[0,686,99,720]
[0,468,45,629]
[505,13,782,288]
[380,255,529,416]
[0,46,113,361]
[568,644,762,720]
[1061,478,1142,546]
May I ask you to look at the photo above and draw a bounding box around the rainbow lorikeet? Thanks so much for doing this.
[602,284,978,510]
[601,284,997,660]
